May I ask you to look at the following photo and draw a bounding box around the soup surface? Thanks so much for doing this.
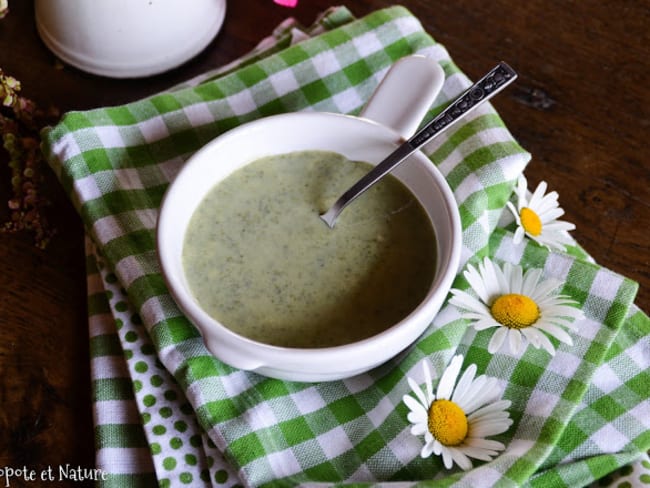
[182,150,436,348]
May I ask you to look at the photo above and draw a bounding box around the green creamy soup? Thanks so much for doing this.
[182,150,436,348]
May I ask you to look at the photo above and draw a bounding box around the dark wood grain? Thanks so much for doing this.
[1,0,648,483]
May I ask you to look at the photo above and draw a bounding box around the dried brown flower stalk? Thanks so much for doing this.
[1,69,60,248]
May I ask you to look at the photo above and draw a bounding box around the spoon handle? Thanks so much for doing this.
[409,62,517,148]
[320,62,517,228]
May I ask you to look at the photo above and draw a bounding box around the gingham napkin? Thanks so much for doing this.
[42,6,650,487]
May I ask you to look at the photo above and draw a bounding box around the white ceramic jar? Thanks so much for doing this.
[35,0,227,78]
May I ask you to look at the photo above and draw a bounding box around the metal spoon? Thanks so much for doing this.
[319,62,517,228]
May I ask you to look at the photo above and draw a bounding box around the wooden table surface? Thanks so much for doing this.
[1,0,648,483]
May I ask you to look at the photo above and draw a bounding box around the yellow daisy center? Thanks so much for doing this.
[520,207,542,236]
[427,399,468,446]
[491,293,540,329]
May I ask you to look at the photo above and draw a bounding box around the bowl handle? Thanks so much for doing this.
[360,55,445,139]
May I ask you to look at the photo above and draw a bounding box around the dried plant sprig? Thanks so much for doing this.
[1,68,60,248]
[0,0,8,20]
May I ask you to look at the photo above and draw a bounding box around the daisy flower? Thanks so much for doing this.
[506,174,575,251]
[403,355,512,470]
[450,257,583,356]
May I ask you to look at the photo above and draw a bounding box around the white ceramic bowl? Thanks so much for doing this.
[156,56,462,381]
[35,0,226,78]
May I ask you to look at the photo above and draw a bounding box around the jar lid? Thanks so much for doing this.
[35,0,227,78]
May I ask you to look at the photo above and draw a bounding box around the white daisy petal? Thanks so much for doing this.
[538,207,563,224]
[506,201,520,223]
[469,409,513,425]
[407,377,429,409]
[485,259,508,301]
[549,319,580,333]
[441,448,454,469]
[535,321,574,345]
[465,437,507,452]
[544,308,582,325]
[407,412,427,426]
[508,328,524,354]
[449,290,492,316]
[506,262,523,294]
[521,268,544,296]
[451,364,477,405]
[528,180,549,209]
[542,302,584,322]
[470,418,513,437]
[538,206,564,222]
[515,175,528,210]
[471,317,501,331]
[527,234,542,245]
[411,422,428,436]
[549,305,585,322]
[458,443,502,461]
[448,446,473,471]
[458,376,498,414]
[467,400,512,421]
[424,431,434,444]
[403,395,428,420]
[539,294,580,304]
[472,261,499,304]
[536,236,567,250]
[421,440,435,458]
[548,234,574,247]
[462,447,504,462]
[535,192,560,215]
[468,418,513,439]
[529,278,561,301]
[436,355,464,400]
[543,221,576,232]
[488,326,509,353]
[529,328,557,355]
[432,438,443,455]
[513,226,525,244]
[521,327,542,348]
[545,233,575,247]
[462,312,494,321]
[459,374,491,402]
[479,258,503,301]
[463,263,491,303]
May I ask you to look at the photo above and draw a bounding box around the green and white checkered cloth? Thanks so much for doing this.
[42,6,650,487]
